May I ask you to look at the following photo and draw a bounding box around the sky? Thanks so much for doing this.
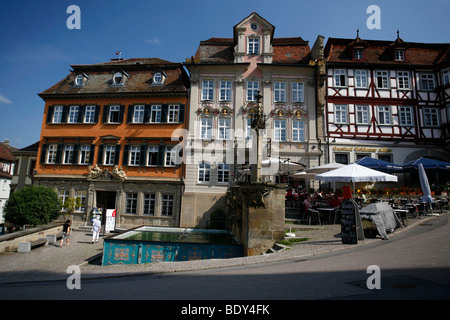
[0,0,449,149]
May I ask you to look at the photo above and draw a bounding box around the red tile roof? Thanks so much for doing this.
[193,37,311,65]
[325,37,450,67]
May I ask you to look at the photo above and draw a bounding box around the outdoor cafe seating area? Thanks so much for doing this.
[285,187,449,226]
[283,156,450,226]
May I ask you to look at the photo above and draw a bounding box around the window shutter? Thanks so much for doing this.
[46,106,54,123]
[61,106,69,123]
[144,105,151,123]
[73,144,79,164]
[123,144,130,165]
[160,104,168,123]
[89,144,95,164]
[157,144,165,166]
[127,105,133,123]
[102,106,109,123]
[40,144,48,164]
[139,144,147,166]
[55,144,63,164]
[118,105,125,124]
[94,105,100,123]
[78,106,85,123]
[114,144,121,165]
[179,104,185,123]
[98,144,104,164]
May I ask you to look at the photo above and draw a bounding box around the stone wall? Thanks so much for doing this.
[0,222,64,253]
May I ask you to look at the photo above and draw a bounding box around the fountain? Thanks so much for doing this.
[102,226,243,265]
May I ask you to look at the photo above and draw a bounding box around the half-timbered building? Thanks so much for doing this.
[324,34,450,173]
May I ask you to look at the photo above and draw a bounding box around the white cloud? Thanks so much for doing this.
[145,38,161,45]
[0,94,12,104]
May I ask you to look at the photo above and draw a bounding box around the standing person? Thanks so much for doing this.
[92,216,101,244]
[60,220,71,248]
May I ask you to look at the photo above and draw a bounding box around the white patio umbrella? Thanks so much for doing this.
[419,163,434,205]
[315,163,398,196]
[305,162,346,174]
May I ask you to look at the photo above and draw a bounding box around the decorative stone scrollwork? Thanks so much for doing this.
[111,166,127,180]
[87,164,103,179]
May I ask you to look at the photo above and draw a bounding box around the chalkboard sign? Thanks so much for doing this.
[340,199,365,244]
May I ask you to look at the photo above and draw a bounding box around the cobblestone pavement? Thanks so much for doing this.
[0,213,445,284]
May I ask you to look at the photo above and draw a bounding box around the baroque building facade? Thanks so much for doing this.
[323,34,450,185]
[180,13,325,227]
[35,58,190,228]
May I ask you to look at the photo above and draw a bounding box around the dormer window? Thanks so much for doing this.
[74,73,88,86]
[353,48,364,60]
[153,72,163,85]
[75,74,84,86]
[113,72,123,85]
[395,49,405,61]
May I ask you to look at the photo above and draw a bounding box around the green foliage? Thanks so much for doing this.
[4,185,61,227]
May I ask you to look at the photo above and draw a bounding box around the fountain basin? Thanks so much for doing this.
[102,226,243,265]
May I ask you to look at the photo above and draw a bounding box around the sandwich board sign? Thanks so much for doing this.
[105,209,116,232]
[340,199,364,244]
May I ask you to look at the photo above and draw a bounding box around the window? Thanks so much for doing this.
[377,106,391,125]
[399,106,414,126]
[63,145,74,164]
[248,37,260,54]
[335,153,349,164]
[129,146,141,166]
[161,194,174,216]
[355,70,368,88]
[68,106,79,123]
[218,117,231,140]
[247,81,259,101]
[354,49,363,60]
[397,71,411,89]
[356,105,369,124]
[219,80,232,101]
[147,146,158,166]
[442,70,450,85]
[125,193,137,215]
[274,82,286,102]
[108,105,121,123]
[395,50,405,61]
[79,145,92,165]
[217,163,230,183]
[53,106,63,123]
[292,120,305,142]
[423,108,440,127]
[200,117,212,139]
[334,105,348,124]
[75,74,84,86]
[375,70,390,89]
[133,105,144,123]
[202,80,214,100]
[84,106,96,123]
[104,145,116,165]
[113,72,123,85]
[143,193,155,216]
[198,161,210,182]
[334,69,346,87]
[153,73,162,84]
[165,146,176,167]
[59,190,70,209]
[168,105,179,123]
[292,82,304,103]
[378,154,392,162]
[47,144,57,164]
[273,119,286,141]
[75,190,86,212]
[151,105,162,123]
[420,73,435,91]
